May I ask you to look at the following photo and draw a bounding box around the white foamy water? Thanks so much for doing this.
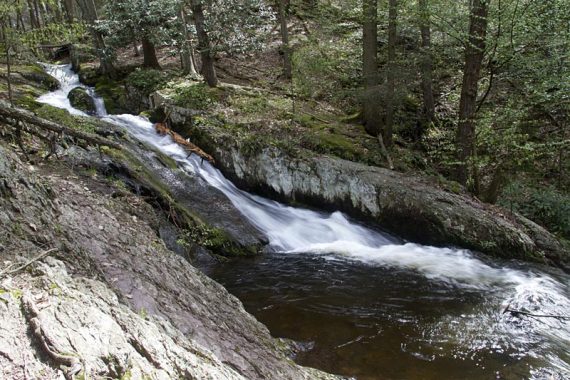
[37,64,570,376]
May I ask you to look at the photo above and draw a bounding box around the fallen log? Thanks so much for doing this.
[154,122,214,163]
[0,100,122,150]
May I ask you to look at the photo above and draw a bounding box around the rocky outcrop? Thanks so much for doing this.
[68,87,96,114]
[0,143,338,379]
[166,111,570,270]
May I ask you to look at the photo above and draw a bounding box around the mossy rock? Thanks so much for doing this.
[17,65,60,91]
[94,78,129,115]
[78,67,99,86]
[35,103,100,133]
[68,87,96,114]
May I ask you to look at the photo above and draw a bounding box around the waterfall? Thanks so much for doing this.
[36,64,570,377]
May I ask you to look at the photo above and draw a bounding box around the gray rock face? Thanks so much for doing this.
[0,143,339,380]
[68,86,96,114]
[184,122,569,269]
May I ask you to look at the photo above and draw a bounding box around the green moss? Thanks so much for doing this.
[185,225,258,257]
[95,78,128,115]
[68,87,95,113]
[173,83,221,110]
[16,95,41,111]
[35,104,99,133]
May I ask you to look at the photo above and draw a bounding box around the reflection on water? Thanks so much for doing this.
[204,253,570,380]
[38,63,570,380]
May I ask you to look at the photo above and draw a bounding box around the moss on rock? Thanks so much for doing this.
[68,87,96,114]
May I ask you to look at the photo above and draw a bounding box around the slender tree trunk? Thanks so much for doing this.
[277,0,292,79]
[33,0,42,27]
[384,0,397,147]
[62,0,75,23]
[133,40,140,57]
[141,37,161,69]
[362,0,380,136]
[190,0,218,87]
[179,6,197,75]
[2,24,14,107]
[456,0,489,185]
[418,0,434,125]
[17,11,26,32]
[27,0,40,29]
[76,0,116,77]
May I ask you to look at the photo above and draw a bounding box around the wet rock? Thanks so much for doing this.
[68,87,96,114]
[0,142,339,379]
[181,118,570,270]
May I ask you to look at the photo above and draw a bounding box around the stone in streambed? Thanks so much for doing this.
[68,87,96,114]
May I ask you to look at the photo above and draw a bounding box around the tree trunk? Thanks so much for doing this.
[456,0,489,185]
[17,11,26,32]
[33,0,42,27]
[2,25,14,107]
[362,0,380,136]
[142,37,161,69]
[179,6,197,75]
[277,0,292,79]
[418,0,434,125]
[384,0,397,147]
[76,0,116,77]
[190,0,218,87]
[133,40,140,57]
[62,0,75,23]
[27,0,40,29]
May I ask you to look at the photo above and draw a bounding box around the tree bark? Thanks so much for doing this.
[142,37,161,69]
[456,0,489,185]
[277,0,292,79]
[384,0,397,148]
[190,0,218,87]
[2,24,14,107]
[179,6,197,75]
[33,0,42,27]
[62,0,75,23]
[17,10,26,32]
[362,0,380,136]
[27,0,40,29]
[418,0,434,125]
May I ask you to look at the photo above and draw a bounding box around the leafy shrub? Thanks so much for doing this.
[500,182,570,239]
[126,69,169,97]
[172,83,217,110]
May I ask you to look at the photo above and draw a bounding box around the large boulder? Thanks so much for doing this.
[0,142,338,380]
[181,116,570,271]
[68,86,96,114]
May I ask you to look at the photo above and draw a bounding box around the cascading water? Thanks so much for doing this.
[38,64,570,379]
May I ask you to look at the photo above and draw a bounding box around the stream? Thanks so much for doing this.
[38,64,570,379]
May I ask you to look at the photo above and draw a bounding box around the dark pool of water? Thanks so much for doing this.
[200,252,569,380]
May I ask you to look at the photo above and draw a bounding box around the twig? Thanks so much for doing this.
[0,248,58,278]
[503,305,570,321]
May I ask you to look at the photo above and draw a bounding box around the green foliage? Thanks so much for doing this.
[185,224,257,256]
[500,182,570,239]
[292,38,360,108]
[172,83,218,110]
[126,69,169,97]
[19,23,87,54]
